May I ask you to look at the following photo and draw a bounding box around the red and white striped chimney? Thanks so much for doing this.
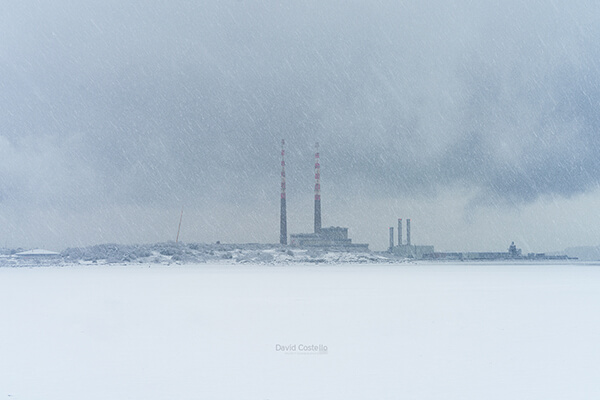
[314,142,321,233]
[280,139,287,245]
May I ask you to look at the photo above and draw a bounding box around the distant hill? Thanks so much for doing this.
[562,246,600,261]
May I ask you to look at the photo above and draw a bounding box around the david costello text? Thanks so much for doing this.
[275,344,328,355]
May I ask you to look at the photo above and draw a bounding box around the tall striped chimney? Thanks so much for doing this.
[314,142,321,233]
[398,218,403,246]
[406,218,411,246]
[389,227,394,251]
[280,139,287,245]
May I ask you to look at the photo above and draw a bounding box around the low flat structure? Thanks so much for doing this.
[425,252,516,260]
[423,242,576,261]
[15,249,60,257]
[392,244,435,259]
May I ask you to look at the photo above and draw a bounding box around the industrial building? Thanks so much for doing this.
[389,218,434,258]
[290,226,369,251]
[385,220,574,261]
[424,242,576,261]
[280,142,572,259]
[282,141,369,251]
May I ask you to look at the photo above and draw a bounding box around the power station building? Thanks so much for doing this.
[290,226,369,251]
[281,141,368,251]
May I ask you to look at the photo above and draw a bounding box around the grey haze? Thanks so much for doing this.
[1,1,599,251]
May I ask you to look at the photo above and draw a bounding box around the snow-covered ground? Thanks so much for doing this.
[1,262,599,399]
[0,242,391,266]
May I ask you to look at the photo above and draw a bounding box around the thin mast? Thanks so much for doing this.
[176,208,183,243]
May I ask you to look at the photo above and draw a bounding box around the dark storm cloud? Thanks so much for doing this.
[1,0,599,246]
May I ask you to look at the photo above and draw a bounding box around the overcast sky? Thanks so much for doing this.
[1,0,600,251]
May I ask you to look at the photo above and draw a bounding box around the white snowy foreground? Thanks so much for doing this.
[1,262,600,399]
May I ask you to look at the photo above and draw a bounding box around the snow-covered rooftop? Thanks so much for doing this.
[15,249,60,256]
